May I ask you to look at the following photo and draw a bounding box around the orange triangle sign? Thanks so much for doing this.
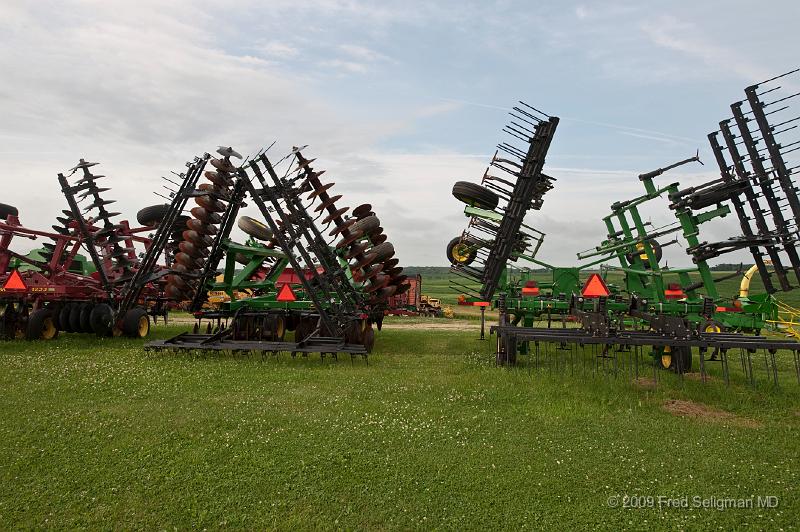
[581,273,609,298]
[276,283,297,302]
[4,269,26,290]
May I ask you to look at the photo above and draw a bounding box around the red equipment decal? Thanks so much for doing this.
[521,280,540,296]
[276,283,297,302]
[4,270,27,290]
[581,274,610,298]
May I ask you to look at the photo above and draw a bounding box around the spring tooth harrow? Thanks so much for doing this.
[146,145,409,359]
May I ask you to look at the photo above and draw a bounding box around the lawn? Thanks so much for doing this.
[0,322,798,529]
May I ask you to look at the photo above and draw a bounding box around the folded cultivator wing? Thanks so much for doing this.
[448,102,557,302]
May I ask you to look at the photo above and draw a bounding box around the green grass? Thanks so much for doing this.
[1,325,799,529]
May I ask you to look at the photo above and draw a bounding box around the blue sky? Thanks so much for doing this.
[0,0,798,265]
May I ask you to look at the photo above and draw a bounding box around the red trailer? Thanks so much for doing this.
[386,274,421,315]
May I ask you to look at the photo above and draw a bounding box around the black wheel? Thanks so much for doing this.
[69,304,85,333]
[447,236,478,266]
[79,303,94,332]
[352,215,380,236]
[170,215,191,240]
[452,181,499,210]
[237,216,273,241]
[626,240,663,269]
[261,316,285,341]
[496,332,517,365]
[137,204,170,227]
[0,203,19,220]
[90,303,114,336]
[369,242,395,262]
[363,326,375,354]
[59,304,74,333]
[122,307,150,338]
[659,345,692,373]
[26,308,58,340]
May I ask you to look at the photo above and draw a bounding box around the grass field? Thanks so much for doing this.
[1,321,798,529]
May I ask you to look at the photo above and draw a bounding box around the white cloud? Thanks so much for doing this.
[254,40,300,59]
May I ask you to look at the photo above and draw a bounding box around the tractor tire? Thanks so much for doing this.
[452,181,499,210]
[90,303,115,337]
[59,304,74,333]
[626,240,663,269]
[447,236,479,266]
[369,242,395,262]
[238,216,273,241]
[26,308,58,340]
[262,316,286,341]
[362,326,375,354]
[69,304,85,333]
[0,203,19,220]
[79,303,94,332]
[496,332,517,365]
[659,345,692,373]
[137,204,170,227]
[122,307,150,338]
[352,215,380,237]
[171,215,191,238]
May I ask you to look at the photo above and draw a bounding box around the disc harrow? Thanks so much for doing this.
[148,145,409,358]
[164,147,243,305]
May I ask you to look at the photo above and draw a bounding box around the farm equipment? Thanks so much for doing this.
[448,74,800,387]
[146,146,410,359]
[385,274,446,317]
[0,149,237,340]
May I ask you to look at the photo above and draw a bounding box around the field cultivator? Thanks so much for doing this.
[146,146,410,360]
[447,74,800,388]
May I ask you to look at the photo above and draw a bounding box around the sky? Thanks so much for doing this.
[0,0,798,267]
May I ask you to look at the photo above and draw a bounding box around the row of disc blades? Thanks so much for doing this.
[293,151,410,304]
[164,149,240,300]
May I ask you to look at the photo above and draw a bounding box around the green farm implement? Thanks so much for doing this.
[146,146,409,359]
[447,75,800,387]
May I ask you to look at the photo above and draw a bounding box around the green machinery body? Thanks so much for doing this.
[457,164,779,335]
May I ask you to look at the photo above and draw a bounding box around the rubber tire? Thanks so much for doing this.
[496,333,517,365]
[122,307,150,338]
[238,216,273,241]
[69,304,85,333]
[352,215,380,236]
[673,345,692,373]
[661,345,692,373]
[137,204,170,227]
[452,181,499,210]
[0,203,19,220]
[626,240,663,269]
[26,308,58,340]
[369,242,395,262]
[80,303,94,332]
[59,304,74,333]
[447,236,478,266]
[90,303,115,337]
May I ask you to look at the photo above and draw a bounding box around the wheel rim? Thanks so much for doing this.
[275,317,285,339]
[41,317,57,340]
[138,315,149,337]
[661,346,672,369]
[705,324,721,334]
[452,243,472,263]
